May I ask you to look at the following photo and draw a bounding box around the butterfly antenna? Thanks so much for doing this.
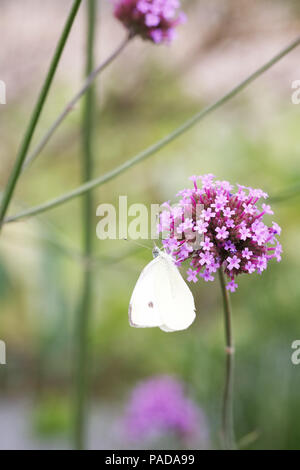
[123,238,152,251]
[153,239,166,253]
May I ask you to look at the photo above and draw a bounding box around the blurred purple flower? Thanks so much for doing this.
[158,175,282,291]
[113,0,186,44]
[123,376,206,445]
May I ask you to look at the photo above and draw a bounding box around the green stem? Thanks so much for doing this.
[5,35,300,224]
[73,0,97,450]
[0,0,82,228]
[269,182,300,204]
[218,268,236,450]
[22,34,131,171]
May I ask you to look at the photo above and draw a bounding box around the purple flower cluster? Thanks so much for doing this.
[113,0,186,44]
[158,175,282,292]
[124,376,202,442]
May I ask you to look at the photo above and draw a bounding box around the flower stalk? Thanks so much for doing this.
[158,173,281,447]
[218,267,236,450]
[73,0,97,451]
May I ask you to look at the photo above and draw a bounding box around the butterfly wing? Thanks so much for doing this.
[129,252,196,332]
[129,257,164,328]
[153,253,196,332]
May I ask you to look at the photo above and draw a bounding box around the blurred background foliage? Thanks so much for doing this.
[0,0,300,449]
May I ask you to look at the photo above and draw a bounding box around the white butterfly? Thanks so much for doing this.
[129,247,196,332]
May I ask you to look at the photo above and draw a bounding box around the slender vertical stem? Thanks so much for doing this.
[0,0,82,228]
[73,0,97,450]
[218,268,236,450]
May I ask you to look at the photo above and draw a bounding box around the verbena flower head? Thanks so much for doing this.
[158,175,282,292]
[124,376,203,442]
[113,0,186,44]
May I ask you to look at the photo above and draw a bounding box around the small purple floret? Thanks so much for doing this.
[123,376,204,443]
[113,0,185,44]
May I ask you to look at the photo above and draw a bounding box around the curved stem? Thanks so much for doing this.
[218,268,236,450]
[22,34,131,171]
[73,0,97,450]
[0,0,83,228]
[5,35,300,224]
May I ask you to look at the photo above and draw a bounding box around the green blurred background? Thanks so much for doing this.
[0,0,300,449]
